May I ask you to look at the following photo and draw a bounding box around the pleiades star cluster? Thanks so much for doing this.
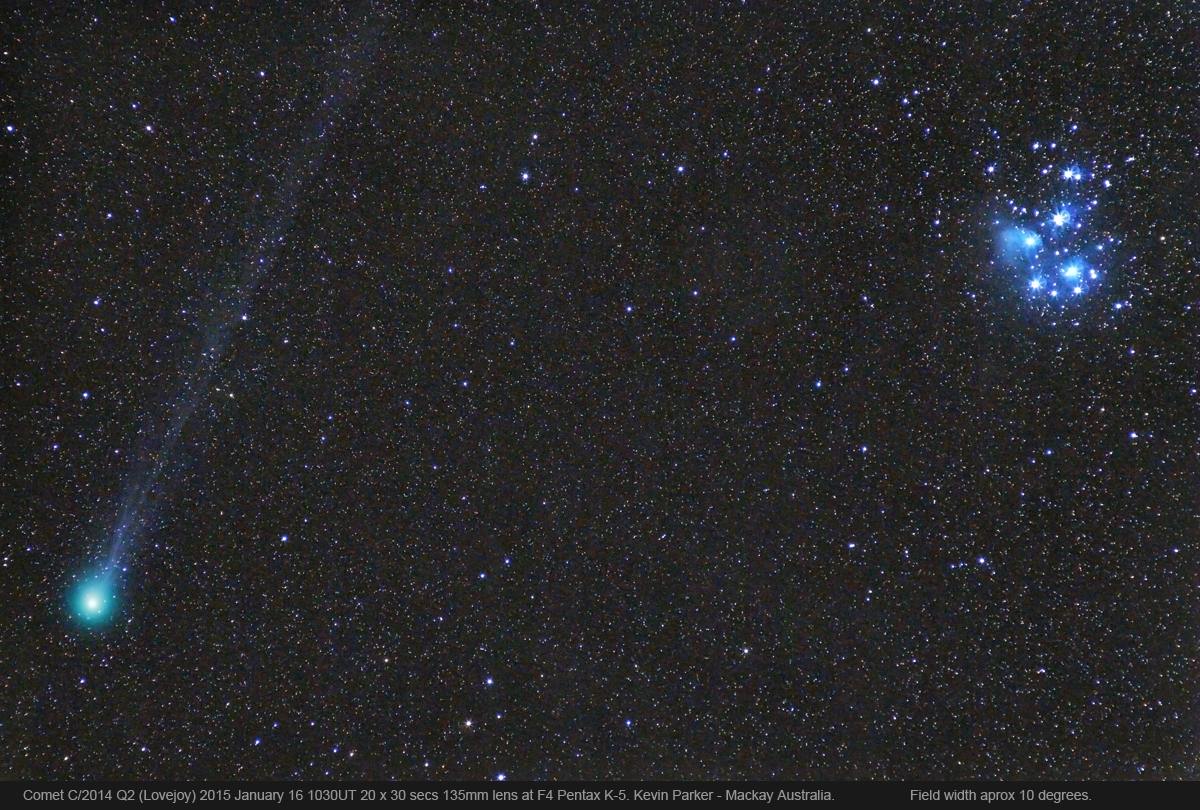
[986,134,1136,323]
[2,1,1197,781]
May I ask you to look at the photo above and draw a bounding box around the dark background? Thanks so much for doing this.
[2,1,1196,779]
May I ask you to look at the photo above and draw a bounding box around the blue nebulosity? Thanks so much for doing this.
[998,226,1042,262]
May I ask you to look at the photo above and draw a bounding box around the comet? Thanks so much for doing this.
[67,10,381,628]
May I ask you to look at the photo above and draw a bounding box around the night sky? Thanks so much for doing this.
[3,1,1198,781]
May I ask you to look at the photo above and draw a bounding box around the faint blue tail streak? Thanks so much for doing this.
[69,9,382,628]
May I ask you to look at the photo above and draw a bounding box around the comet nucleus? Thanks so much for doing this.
[70,573,116,626]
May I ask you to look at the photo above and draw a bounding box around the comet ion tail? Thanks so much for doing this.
[63,12,379,629]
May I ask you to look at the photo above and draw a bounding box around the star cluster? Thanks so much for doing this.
[988,134,1135,317]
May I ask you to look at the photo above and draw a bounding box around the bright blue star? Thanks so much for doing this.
[1051,210,1069,227]
[998,227,1041,261]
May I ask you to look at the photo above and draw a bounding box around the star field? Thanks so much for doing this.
[2,1,1198,781]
